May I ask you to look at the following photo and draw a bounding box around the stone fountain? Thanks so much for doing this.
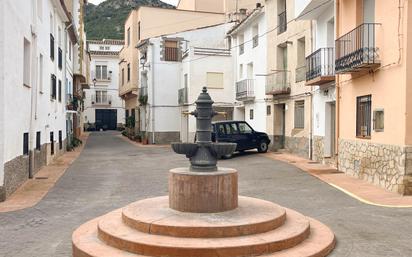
[72,88,336,257]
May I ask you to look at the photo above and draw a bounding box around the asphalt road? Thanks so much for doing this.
[0,131,411,257]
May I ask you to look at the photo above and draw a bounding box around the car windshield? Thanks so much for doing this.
[238,122,253,134]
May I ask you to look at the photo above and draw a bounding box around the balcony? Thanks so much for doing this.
[236,79,255,101]
[178,87,188,105]
[335,23,381,74]
[92,94,112,106]
[266,71,291,95]
[277,11,287,34]
[306,47,335,85]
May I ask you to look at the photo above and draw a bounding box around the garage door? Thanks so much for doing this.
[95,109,117,130]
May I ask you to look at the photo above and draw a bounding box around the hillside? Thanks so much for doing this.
[85,0,175,40]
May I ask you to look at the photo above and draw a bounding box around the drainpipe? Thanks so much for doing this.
[150,43,155,144]
[335,0,340,168]
[309,20,315,160]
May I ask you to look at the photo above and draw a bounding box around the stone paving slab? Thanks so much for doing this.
[265,152,412,207]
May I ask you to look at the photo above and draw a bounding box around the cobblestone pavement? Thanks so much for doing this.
[0,131,411,257]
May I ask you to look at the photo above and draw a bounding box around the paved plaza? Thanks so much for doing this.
[0,131,411,257]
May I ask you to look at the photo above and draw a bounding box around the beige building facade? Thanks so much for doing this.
[336,0,412,195]
[118,6,226,136]
[265,0,313,158]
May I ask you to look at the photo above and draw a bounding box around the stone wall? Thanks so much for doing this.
[269,135,284,151]
[285,136,309,158]
[338,139,412,195]
[312,136,324,163]
[148,132,180,145]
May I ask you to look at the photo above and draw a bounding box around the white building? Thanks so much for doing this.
[137,23,237,144]
[228,6,268,133]
[296,0,336,164]
[84,39,125,130]
[0,0,75,201]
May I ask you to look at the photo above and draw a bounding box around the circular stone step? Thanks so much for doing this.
[122,196,286,238]
[97,204,311,257]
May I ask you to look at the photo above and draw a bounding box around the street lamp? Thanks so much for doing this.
[93,78,97,87]
[140,54,150,69]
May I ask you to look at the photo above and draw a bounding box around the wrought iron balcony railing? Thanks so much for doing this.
[92,94,112,105]
[335,23,381,73]
[278,11,287,34]
[178,87,188,105]
[236,79,255,101]
[306,47,335,85]
[266,71,291,95]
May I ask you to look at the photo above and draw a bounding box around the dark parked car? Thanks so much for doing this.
[211,121,271,157]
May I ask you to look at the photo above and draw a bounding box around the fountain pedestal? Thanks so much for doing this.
[169,168,238,213]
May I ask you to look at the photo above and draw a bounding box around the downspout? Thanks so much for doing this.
[309,20,315,160]
[335,0,340,168]
[150,43,155,144]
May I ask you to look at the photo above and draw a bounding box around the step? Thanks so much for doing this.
[73,214,334,257]
[97,208,310,257]
[122,196,286,238]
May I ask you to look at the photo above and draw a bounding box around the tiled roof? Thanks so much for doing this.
[87,39,125,45]
[89,50,120,56]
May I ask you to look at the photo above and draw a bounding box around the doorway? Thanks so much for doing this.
[95,109,117,130]
[273,104,286,149]
[324,101,336,157]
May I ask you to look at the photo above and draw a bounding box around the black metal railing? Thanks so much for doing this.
[266,71,291,95]
[335,23,380,73]
[236,79,255,100]
[278,11,287,34]
[253,35,259,48]
[178,87,188,105]
[165,47,179,62]
[306,47,335,81]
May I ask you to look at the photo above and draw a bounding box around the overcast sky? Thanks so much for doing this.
[88,0,179,6]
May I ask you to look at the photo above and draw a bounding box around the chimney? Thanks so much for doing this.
[256,3,262,8]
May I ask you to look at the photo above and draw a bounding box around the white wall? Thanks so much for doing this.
[232,10,268,132]
[1,0,68,183]
[0,0,5,184]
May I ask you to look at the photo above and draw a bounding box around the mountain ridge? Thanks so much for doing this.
[85,0,175,40]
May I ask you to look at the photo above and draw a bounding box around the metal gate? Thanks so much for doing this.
[95,109,117,130]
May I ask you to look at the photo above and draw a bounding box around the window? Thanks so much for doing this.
[59,130,62,150]
[238,123,253,134]
[99,46,104,50]
[95,65,108,80]
[125,110,129,118]
[127,63,130,82]
[50,34,55,61]
[23,133,29,155]
[206,72,224,89]
[23,38,31,87]
[294,100,305,129]
[58,47,62,70]
[51,74,56,100]
[58,80,62,102]
[127,27,130,46]
[95,90,108,104]
[138,22,141,41]
[164,40,179,62]
[184,74,188,88]
[225,123,238,135]
[250,109,254,120]
[122,68,125,85]
[50,132,54,155]
[239,35,244,55]
[36,131,41,150]
[68,41,72,61]
[217,124,225,135]
[373,109,384,132]
[267,105,271,115]
[296,37,306,82]
[239,64,243,79]
[356,95,372,138]
[105,46,110,50]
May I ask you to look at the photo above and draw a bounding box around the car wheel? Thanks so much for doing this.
[257,141,268,153]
